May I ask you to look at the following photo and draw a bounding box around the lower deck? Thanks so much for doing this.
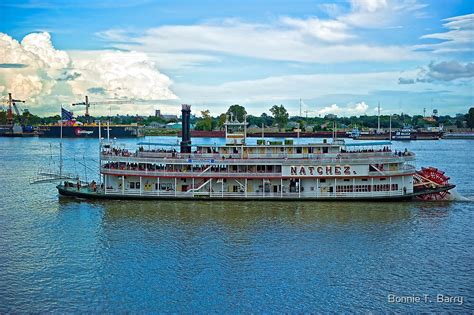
[99,174,414,199]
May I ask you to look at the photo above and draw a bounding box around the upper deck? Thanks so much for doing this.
[99,109,417,180]
[101,140,415,166]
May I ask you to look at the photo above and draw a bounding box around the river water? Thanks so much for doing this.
[0,136,473,312]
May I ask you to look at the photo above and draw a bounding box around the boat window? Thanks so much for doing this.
[130,182,135,189]
[362,178,368,182]
[320,179,326,183]
[323,147,328,153]
[136,182,140,189]
[296,147,302,154]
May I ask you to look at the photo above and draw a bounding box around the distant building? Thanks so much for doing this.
[165,122,195,129]
[162,114,178,121]
[287,121,300,129]
[155,109,178,121]
[423,116,437,123]
[305,125,317,132]
[247,125,279,133]
[166,122,182,129]
[149,121,166,128]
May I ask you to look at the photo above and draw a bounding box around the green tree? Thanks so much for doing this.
[297,119,306,131]
[217,113,227,129]
[226,104,247,122]
[467,107,474,130]
[195,109,213,131]
[260,113,274,126]
[269,105,289,131]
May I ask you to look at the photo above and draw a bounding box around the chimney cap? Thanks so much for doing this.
[182,104,191,110]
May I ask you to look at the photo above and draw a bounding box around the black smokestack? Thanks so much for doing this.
[180,104,191,153]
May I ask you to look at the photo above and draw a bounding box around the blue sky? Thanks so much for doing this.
[0,0,473,117]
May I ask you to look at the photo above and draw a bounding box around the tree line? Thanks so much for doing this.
[1,105,473,131]
[193,104,474,131]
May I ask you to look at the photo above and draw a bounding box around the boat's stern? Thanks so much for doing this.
[413,167,456,200]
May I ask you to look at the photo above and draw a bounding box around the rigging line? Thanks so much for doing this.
[82,154,88,183]
[73,153,78,175]
[49,143,54,167]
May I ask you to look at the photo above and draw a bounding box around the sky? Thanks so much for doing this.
[0,0,473,117]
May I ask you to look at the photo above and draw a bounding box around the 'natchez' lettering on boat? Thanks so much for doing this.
[289,165,352,176]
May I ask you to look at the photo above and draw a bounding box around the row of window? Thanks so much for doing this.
[336,184,399,193]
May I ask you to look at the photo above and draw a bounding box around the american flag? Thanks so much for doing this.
[61,107,74,120]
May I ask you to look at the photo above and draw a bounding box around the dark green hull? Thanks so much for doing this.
[56,184,455,202]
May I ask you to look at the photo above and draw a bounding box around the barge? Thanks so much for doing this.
[38,123,143,138]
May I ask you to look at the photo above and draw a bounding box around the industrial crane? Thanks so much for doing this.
[71,95,132,120]
[0,93,26,126]
[13,102,30,127]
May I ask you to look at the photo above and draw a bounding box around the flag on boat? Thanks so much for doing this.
[61,107,74,120]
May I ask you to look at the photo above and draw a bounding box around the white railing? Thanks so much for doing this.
[101,153,415,165]
[101,168,282,178]
[103,189,404,198]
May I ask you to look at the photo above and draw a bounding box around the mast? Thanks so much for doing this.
[377,102,381,134]
[389,115,392,141]
[7,93,13,126]
[299,98,302,117]
[243,114,247,144]
[59,106,63,177]
[98,120,102,188]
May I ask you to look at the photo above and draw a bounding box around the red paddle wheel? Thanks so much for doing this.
[413,167,451,200]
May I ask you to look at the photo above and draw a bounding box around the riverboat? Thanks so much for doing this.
[50,105,455,201]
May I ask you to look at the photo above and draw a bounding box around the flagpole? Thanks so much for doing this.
[59,106,63,178]
[98,120,102,189]
[389,115,392,141]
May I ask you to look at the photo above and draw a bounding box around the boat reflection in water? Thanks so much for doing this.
[57,197,451,228]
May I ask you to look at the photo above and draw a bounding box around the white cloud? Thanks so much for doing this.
[105,21,422,65]
[0,32,68,100]
[280,17,354,42]
[68,50,177,101]
[21,32,70,76]
[418,13,474,54]
[330,0,427,28]
[9,74,45,100]
[95,1,428,67]
[316,101,369,116]
[173,71,423,115]
[0,32,177,114]
[399,60,474,83]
